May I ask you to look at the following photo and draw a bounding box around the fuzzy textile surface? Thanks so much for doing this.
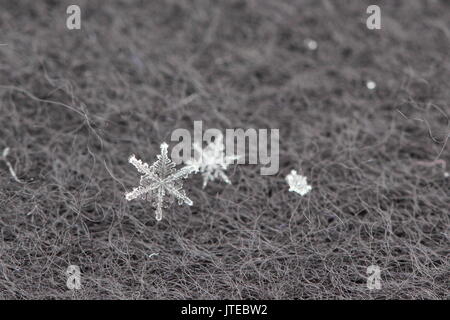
[0,0,449,299]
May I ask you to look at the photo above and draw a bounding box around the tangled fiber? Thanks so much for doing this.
[0,0,448,299]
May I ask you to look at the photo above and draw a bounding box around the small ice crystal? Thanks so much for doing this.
[366,80,376,90]
[305,39,318,51]
[286,170,312,196]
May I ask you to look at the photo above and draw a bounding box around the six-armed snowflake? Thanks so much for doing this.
[186,134,238,188]
[125,142,197,221]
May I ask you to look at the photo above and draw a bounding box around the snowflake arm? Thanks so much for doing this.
[128,154,151,174]
[164,164,198,184]
[165,184,193,206]
[128,154,159,181]
[125,182,161,201]
[217,170,231,185]
[155,186,165,221]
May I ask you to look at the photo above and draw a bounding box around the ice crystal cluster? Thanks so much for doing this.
[125,142,196,221]
[186,134,238,188]
[286,170,312,196]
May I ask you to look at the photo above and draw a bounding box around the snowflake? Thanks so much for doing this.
[286,170,312,196]
[186,134,238,188]
[125,142,197,221]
